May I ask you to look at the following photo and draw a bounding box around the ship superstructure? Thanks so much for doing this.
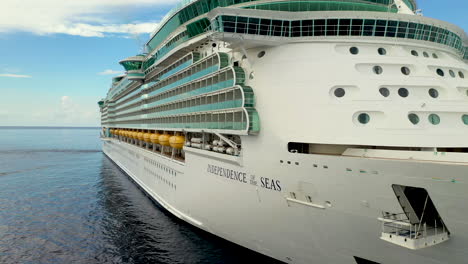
[99,0,468,263]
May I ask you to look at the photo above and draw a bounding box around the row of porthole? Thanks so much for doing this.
[334,87,440,98]
[436,68,465,78]
[350,47,387,56]
[350,47,441,59]
[411,50,438,59]
[357,113,468,125]
[379,87,439,98]
[373,66,411,75]
[372,65,465,79]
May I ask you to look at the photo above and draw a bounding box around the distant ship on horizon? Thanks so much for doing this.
[98,0,468,262]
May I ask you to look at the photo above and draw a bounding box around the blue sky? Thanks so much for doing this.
[0,0,467,126]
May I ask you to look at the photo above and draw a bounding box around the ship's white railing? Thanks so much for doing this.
[378,212,449,249]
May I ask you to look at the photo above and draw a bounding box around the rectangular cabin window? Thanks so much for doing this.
[385,20,397,38]
[248,17,259,35]
[271,19,282,36]
[314,19,326,36]
[407,22,417,39]
[301,20,313,37]
[339,19,351,36]
[363,19,375,36]
[326,19,339,36]
[291,20,301,37]
[375,20,387,36]
[236,17,248,34]
[351,19,363,36]
[397,21,408,38]
[259,18,271,36]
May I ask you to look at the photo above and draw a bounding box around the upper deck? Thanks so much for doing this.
[146,0,418,54]
[104,0,468,102]
[98,0,468,145]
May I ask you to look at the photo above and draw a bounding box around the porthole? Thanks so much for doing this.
[334,88,346,98]
[436,69,444,77]
[358,113,370,124]
[379,87,390,97]
[449,70,455,78]
[373,66,383,75]
[428,88,439,98]
[411,50,419,56]
[462,115,468,125]
[460,71,465,79]
[428,114,441,125]
[432,53,438,59]
[408,113,420,125]
[398,88,409,98]
[378,48,387,55]
[212,43,217,48]
[257,50,265,58]
[401,67,411,75]
[350,47,359,55]
[423,51,429,58]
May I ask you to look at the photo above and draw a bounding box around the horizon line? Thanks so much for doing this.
[0,126,100,129]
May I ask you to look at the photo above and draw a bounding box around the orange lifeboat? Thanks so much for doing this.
[159,133,170,146]
[150,132,160,144]
[137,132,144,141]
[143,132,151,143]
[169,135,185,149]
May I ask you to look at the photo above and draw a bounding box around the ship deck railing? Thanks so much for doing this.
[378,212,449,250]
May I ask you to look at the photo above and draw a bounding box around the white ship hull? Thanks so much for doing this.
[99,6,468,263]
[103,137,468,264]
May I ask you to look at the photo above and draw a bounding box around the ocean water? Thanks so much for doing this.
[0,127,282,264]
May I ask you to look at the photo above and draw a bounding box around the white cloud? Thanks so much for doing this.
[0,0,174,37]
[98,69,124,75]
[55,95,100,125]
[0,73,32,78]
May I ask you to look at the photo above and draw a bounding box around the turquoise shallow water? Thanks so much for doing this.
[0,127,281,264]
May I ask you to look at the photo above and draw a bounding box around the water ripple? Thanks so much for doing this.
[0,149,101,154]
[0,128,282,264]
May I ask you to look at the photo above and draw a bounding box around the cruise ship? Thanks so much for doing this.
[98,0,468,263]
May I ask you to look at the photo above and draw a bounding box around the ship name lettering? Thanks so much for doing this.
[207,164,247,184]
[260,177,282,192]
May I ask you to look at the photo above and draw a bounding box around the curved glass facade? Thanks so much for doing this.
[120,61,143,71]
[242,1,398,13]
[144,0,400,69]
[402,0,416,11]
[213,15,466,55]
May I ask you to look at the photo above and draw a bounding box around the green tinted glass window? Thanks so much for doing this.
[462,115,468,125]
[358,113,370,124]
[428,114,441,125]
